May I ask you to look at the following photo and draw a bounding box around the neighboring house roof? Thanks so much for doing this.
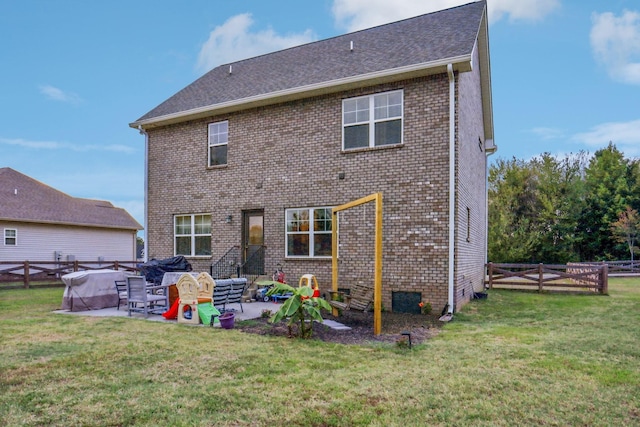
[0,168,142,231]
[130,1,492,141]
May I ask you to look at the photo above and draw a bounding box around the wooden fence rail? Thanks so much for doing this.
[601,260,640,275]
[485,262,608,295]
[0,260,140,289]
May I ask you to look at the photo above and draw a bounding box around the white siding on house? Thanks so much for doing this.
[0,221,137,262]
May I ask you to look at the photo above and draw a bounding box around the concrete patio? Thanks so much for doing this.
[54,300,279,324]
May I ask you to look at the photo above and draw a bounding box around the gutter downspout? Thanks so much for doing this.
[485,140,497,268]
[447,63,455,316]
[138,125,149,263]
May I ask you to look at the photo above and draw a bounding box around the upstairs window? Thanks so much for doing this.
[286,207,333,258]
[342,90,403,150]
[208,121,228,166]
[4,229,16,246]
[174,214,211,257]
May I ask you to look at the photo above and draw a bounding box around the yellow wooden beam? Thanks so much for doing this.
[373,192,382,335]
[330,192,383,335]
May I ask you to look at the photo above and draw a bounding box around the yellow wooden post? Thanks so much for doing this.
[373,192,382,335]
[331,192,383,335]
[331,209,339,317]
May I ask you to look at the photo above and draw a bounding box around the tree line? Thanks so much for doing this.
[488,143,640,264]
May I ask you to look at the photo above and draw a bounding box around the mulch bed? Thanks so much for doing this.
[235,309,443,346]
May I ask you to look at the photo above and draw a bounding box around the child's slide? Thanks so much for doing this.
[162,298,180,319]
[198,302,221,325]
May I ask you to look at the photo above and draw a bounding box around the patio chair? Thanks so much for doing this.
[226,279,247,313]
[126,276,168,318]
[213,279,232,312]
[114,279,127,310]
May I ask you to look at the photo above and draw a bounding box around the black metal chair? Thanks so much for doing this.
[114,280,127,310]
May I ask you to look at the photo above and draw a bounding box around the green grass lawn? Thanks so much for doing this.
[1,279,639,426]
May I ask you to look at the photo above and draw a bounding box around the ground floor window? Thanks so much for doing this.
[174,214,211,257]
[285,207,333,257]
[4,228,16,246]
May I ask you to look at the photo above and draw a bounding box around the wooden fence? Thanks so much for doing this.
[602,260,640,275]
[0,260,140,289]
[485,262,608,294]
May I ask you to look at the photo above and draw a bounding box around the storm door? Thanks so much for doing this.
[242,210,265,275]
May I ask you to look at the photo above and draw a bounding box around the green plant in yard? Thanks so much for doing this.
[418,301,432,315]
[266,282,332,339]
[260,308,272,318]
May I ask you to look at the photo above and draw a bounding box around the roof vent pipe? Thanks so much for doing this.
[350,41,354,51]
[229,65,233,74]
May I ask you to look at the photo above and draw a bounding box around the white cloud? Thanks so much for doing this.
[39,84,82,104]
[531,127,566,140]
[572,119,640,156]
[0,137,135,154]
[331,0,560,31]
[489,0,559,23]
[196,13,316,73]
[591,10,640,85]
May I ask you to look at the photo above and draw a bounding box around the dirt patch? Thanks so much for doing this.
[235,310,443,346]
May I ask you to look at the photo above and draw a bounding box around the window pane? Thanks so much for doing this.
[374,119,402,146]
[344,111,357,124]
[209,121,228,145]
[343,98,369,124]
[314,208,332,231]
[287,209,309,232]
[314,233,332,257]
[356,110,369,122]
[248,216,263,245]
[388,104,402,117]
[194,215,211,234]
[344,125,369,149]
[175,236,191,255]
[343,99,358,113]
[194,236,211,256]
[287,234,309,256]
[388,91,402,106]
[374,95,389,119]
[209,145,228,166]
[374,92,402,120]
[175,216,191,235]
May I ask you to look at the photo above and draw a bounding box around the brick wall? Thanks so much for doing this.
[146,71,487,313]
[455,44,490,310]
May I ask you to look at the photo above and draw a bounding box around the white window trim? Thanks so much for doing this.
[285,207,334,258]
[4,228,17,246]
[174,214,211,257]
[342,89,404,150]
[208,120,228,167]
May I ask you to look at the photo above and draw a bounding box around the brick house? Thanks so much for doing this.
[0,167,141,264]
[130,1,495,314]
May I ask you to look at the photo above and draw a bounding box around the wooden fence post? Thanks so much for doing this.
[601,264,608,295]
[24,261,30,289]
[488,262,493,289]
[538,263,544,292]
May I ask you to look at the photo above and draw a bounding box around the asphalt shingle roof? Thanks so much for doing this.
[0,168,142,230]
[134,1,486,126]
